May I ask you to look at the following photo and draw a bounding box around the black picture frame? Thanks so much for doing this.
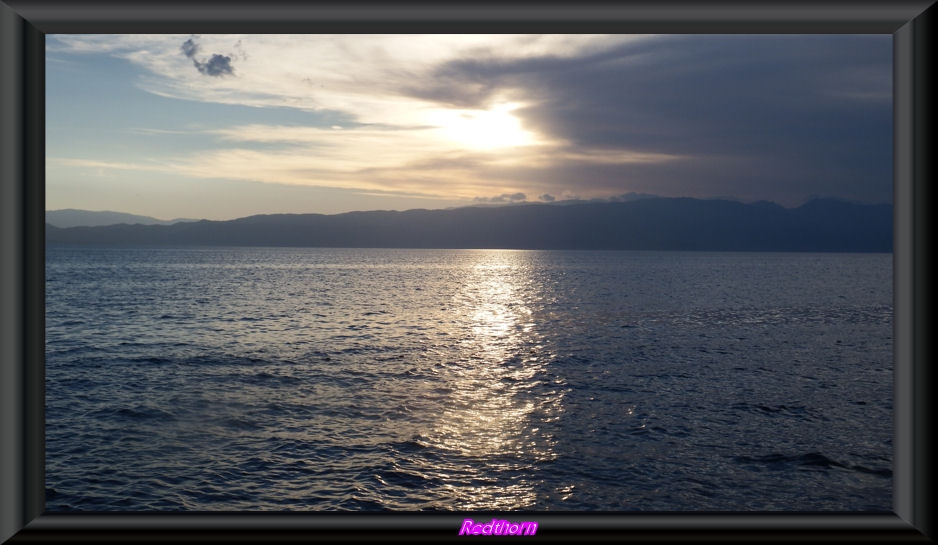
[1,1,934,542]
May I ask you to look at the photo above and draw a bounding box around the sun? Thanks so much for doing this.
[428,102,538,151]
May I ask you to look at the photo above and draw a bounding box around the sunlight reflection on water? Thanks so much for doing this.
[420,250,563,509]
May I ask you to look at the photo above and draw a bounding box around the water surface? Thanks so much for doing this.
[45,248,893,511]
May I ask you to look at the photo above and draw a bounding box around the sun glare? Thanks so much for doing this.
[429,103,538,150]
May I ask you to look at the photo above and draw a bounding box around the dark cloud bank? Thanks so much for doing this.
[408,35,892,206]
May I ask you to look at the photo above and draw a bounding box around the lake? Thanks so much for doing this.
[45,247,893,511]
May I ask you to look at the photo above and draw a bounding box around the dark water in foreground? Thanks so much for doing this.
[45,247,893,511]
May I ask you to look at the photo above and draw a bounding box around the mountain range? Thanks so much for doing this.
[46,209,197,228]
[45,198,892,252]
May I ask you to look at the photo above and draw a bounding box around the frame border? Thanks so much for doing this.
[2,1,934,542]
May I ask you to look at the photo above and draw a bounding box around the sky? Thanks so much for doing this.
[46,34,892,221]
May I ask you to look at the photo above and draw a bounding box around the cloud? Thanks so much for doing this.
[198,54,234,77]
[475,192,527,203]
[539,193,555,202]
[181,36,234,77]
[50,158,170,172]
[181,38,199,58]
[48,34,893,208]
[407,34,892,205]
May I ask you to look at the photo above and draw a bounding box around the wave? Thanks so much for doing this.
[734,451,891,478]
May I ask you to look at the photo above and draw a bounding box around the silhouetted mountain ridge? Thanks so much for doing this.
[45,198,892,252]
[46,209,198,228]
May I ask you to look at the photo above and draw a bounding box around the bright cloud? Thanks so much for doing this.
[49,34,641,120]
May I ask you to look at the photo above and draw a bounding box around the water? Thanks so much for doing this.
[45,247,893,511]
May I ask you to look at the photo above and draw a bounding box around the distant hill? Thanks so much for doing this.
[45,209,199,228]
[45,198,892,252]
